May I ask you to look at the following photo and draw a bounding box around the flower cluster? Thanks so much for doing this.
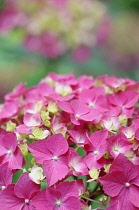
[0,72,139,209]
[0,0,107,60]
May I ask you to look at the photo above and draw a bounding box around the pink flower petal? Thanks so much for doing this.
[14,173,40,199]
[43,159,68,186]
[45,134,69,156]
[130,185,139,208]
[0,184,24,210]
[99,171,125,197]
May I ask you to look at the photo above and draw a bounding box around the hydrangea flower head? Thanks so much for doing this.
[99,154,139,209]
[0,73,139,209]
[0,172,40,210]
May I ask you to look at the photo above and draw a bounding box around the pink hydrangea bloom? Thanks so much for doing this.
[0,72,139,209]
[0,132,23,169]
[0,172,40,210]
[68,129,89,146]
[84,130,108,169]
[69,151,88,176]
[32,181,81,210]
[58,99,101,125]
[0,163,12,194]
[78,87,109,114]
[107,90,139,118]
[99,154,139,209]
[29,133,69,186]
[0,100,20,121]
[107,132,132,158]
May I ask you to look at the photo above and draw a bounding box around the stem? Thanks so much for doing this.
[89,190,102,197]
[81,195,103,205]
[75,145,80,151]
[50,128,55,135]
[25,156,30,169]
[40,179,47,183]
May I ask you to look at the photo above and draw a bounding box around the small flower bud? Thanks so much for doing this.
[29,166,45,184]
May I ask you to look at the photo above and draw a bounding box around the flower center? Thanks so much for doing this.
[1,186,6,190]
[89,102,94,108]
[52,156,58,161]
[75,114,80,119]
[25,199,30,204]
[7,150,12,155]
[56,200,62,206]
[113,145,119,152]
[94,150,98,155]
[78,88,82,92]
[125,182,130,187]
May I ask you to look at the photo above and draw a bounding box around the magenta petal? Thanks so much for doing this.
[5,83,26,101]
[2,132,17,152]
[70,114,81,125]
[132,166,139,186]
[0,163,12,193]
[0,100,19,119]
[14,173,40,199]
[22,205,36,210]
[109,154,136,181]
[45,188,61,203]
[71,100,89,115]
[0,184,24,210]
[124,90,139,108]
[78,89,95,103]
[57,101,73,113]
[29,135,68,164]
[16,125,32,134]
[84,154,97,169]
[49,93,74,102]
[4,147,23,169]
[23,113,41,127]
[38,83,54,97]
[43,160,68,186]
[59,197,81,210]
[99,171,125,197]
[80,110,102,122]
[32,190,53,210]
[45,134,68,156]
[90,130,108,149]
[104,202,121,210]
[129,185,139,207]
[57,181,79,200]
[69,156,88,176]
[68,129,88,145]
[79,87,105,104]
[110,187,139,210]
[0,145,7,156]
[85,154,106,169]
[107,132,132,158]
[28,140,52,164]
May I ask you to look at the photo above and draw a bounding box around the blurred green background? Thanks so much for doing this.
[0,0,139,102]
